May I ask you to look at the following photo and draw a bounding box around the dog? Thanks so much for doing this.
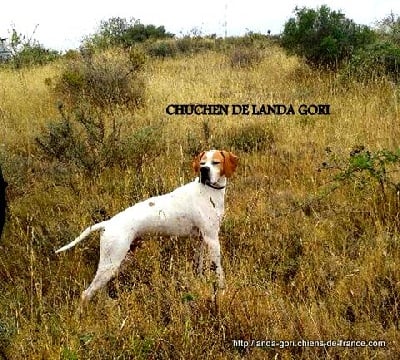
[56,150,238,302]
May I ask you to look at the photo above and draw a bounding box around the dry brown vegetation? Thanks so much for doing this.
[0,43,399,359]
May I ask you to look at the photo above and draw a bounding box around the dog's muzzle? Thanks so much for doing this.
[199,166,210,185]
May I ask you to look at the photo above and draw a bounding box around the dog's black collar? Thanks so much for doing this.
[204,180,226,190]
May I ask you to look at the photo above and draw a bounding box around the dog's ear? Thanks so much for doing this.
[221,151,239,178]
[192,151,205,173]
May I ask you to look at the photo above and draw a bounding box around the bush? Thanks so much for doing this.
[35,105,163,174]
[175,36,217,54]
[321,146,400,229]
[324,145,400,191]
[229,46,262,68]
[7,28,59,68]
[122,22,173,45]
[85,17,174,50]
[375,12,400,46]
[12,44,59,68]
[146,37,218,58]
[281,5,375,68]
[147,40,178,58]
[54,48,146,109]
[343,41,400,83]
[224,32,271,49]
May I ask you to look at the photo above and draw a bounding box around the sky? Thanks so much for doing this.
[0,0,399,52]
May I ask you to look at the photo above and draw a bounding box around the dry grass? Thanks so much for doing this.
[0,44,399,359]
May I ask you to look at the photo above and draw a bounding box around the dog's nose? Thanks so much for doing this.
[200,166,210,184]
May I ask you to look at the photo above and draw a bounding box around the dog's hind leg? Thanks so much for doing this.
[81,231,133,303]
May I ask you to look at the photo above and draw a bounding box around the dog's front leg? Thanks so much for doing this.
[202,233,225,289]
[196,239,205,277]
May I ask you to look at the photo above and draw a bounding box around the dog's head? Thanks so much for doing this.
[192,150,238,187]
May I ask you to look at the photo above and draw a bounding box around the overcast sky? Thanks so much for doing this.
[0,0,399,51]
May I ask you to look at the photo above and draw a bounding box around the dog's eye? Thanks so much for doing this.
[200,162,206,166]
[212,161,221,165]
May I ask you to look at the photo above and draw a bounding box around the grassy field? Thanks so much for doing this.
[0,43,399,359]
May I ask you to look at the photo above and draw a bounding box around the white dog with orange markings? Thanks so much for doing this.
[56,150,238,302]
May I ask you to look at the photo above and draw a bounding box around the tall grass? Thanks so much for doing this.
[0,44,399,359]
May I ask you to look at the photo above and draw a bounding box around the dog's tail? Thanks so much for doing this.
[55,221,107,253]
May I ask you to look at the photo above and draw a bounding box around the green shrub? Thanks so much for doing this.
[148,37,218,58]
[343,41,400,83]
[8,28,59,68]
[375,12,400,46]
[35,110,78,165]
[281,5,375,68]
[324,145,400,191]
[321,146,400,229]
[118,125,164,172]
[175,36,217,54]
[122,22,173,45]
[85,17,174,50]
[35,106,163,174]
[54,49,146,109]
[147,40,178,58]
[224,33,271,49]
[12,44,59,68]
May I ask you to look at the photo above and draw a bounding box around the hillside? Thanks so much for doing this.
[0,44,398,359]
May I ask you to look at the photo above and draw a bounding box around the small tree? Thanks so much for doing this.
[375,12,400,45]
[341,13,400,83]
[281,5,375,68]
[9,27,59,68]
[344,41,400,83]
[85,17,174,50]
